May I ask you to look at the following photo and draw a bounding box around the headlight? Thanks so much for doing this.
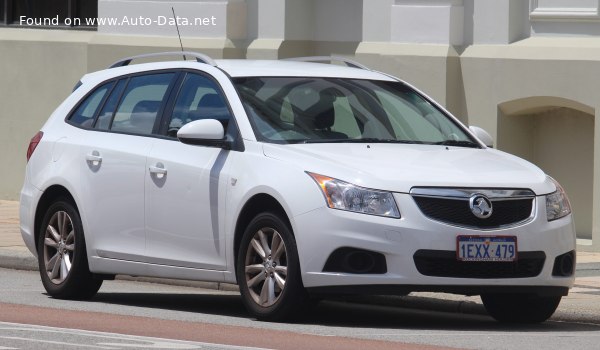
[307,172,400,218]
[545,177,571,221]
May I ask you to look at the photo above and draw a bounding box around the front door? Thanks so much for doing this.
[144,72,234,270]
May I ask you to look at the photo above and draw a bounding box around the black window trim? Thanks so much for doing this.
[65,69,180,139]
[156,72,186,137]
[97,77,129,130]
[64,67,245,152]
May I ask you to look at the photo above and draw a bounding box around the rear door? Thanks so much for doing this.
[78,72,177,261]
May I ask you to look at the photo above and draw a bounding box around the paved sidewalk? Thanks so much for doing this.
[0,200,24,250]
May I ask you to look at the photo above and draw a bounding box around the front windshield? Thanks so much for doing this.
[233,77,478,147]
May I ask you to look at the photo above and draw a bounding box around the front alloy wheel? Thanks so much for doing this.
[244,227,288,307]
[237,212,307,321]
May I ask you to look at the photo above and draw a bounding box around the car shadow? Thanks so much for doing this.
[91,292,248,318]
[86,291,600,333]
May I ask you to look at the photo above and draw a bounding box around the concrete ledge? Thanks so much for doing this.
[0,248,38,271]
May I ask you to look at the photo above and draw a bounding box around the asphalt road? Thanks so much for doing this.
[1,268,600,350]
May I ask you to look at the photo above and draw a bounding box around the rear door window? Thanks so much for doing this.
[110,73,175,135]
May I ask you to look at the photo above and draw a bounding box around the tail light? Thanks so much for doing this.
[26,131,44,162]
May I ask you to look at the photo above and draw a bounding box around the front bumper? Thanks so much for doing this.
[293,192,576,293]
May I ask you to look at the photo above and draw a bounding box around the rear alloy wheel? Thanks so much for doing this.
[43,210,75,284]
[481,293,562,323]
[38,199,102,299]
[237,212,307,321]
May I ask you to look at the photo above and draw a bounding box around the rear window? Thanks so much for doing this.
[68,82,113,127]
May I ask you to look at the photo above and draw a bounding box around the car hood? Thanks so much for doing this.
[262,143,555,195]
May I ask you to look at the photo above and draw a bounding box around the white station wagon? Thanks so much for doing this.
[20,52,575,322]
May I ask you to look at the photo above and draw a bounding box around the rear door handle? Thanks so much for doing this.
[86,151,102,166]
[149,162,167,179]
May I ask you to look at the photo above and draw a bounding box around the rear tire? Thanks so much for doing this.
[236,212,308,321]
[481,293,561,323]
[37,199,102,300]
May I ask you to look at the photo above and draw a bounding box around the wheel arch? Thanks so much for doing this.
[34,185,78,251]
[233,193,293,281]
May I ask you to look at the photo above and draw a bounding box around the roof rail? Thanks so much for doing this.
[282,56,370,70]
[109,51,217,69]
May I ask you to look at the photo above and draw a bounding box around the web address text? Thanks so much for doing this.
[20,15,218,27]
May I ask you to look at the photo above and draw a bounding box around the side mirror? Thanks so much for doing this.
[469,126,494,148]
[177,119,229,149]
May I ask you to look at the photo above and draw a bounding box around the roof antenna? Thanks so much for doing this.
[172,7,186,61]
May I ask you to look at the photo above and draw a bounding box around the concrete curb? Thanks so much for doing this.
[0,248,38,271]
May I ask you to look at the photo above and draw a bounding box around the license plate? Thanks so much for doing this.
[457,236,517,262]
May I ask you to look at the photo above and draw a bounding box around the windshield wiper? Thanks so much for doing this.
[301,138,426,144]
[433,140,481,148]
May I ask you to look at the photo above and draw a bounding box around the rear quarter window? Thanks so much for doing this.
[68,82,114,128]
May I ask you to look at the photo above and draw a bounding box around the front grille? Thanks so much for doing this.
[413,250,546,279]
[412,196,533,229]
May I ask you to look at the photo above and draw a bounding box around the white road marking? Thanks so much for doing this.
[0,336,116,349]
[342,331,600,337]
[0,322,271,350]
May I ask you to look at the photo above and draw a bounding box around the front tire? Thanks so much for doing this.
[236,212,308,321]
[37,199,102,300]
[481,293,561,323]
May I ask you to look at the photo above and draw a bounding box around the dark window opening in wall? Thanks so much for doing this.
[14,0,69,24]
[2,0,97,28]
[75,0,98,24]
[0,0,6,24]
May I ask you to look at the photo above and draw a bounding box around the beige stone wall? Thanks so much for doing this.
[1,28,598,247]
[460,38,600,247]
[498,107,594,239]
[0,30,91,200]
[0,28,243,201]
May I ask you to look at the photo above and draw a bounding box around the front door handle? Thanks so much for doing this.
[149,162,167,179]
[86,151,102,166]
